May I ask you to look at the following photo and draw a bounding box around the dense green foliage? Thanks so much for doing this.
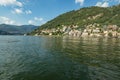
[31,5,120,34]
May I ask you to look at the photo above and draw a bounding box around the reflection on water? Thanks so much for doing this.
[0,36,120,80]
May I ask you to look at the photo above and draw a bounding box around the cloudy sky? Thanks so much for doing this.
[0,0,120,26]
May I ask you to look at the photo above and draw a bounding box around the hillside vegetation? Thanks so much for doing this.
[31,5,120,35]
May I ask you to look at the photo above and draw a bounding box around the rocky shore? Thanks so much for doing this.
[34,23,120,38]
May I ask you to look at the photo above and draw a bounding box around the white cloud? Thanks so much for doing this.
[0,16,15,25]
[117,0,120,2]
[95,2,109,7]
[12,9,32,15]
[28,17,45,25]
[0,0,23,7]
[34,17,43,21]
[28,20,33,24]
[96,0,120,7]
[75,0,84,6]
[12,8,23,14]
[104,0,120,2]
[25,10,32,14]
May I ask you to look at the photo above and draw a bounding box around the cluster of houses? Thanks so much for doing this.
[80,24,120,38]
[35,23,120,38]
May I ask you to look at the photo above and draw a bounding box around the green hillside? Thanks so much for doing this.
[31,5,120,35]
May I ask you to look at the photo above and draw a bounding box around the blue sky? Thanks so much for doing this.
[0,0,120,26]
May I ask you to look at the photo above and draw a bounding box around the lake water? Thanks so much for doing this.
[0,36,120,80]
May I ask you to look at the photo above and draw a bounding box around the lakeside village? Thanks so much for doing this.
[34,23,120,38]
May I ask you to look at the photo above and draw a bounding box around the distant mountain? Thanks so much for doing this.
[0,24,38,35]
[0,30,12,35]
[30,4,120,35]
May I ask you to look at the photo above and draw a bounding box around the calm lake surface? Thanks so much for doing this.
[0,36,120,80]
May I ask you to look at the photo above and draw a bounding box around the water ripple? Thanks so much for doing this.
[0,36,120,80]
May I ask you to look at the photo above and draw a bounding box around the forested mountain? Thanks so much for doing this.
[0,30,12,35]
[0,24,38,35]
[31,4,120,35]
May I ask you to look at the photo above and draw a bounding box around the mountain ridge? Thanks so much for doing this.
[30,4,120,35]
[0,24,38,35]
